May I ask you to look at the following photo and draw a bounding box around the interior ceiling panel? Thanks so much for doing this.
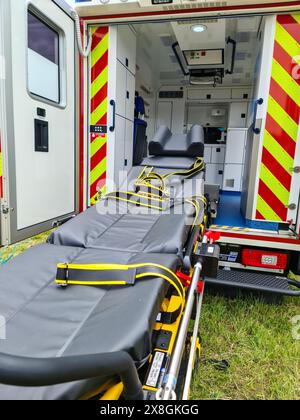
[171,20,226,51]
[133,15,261,86]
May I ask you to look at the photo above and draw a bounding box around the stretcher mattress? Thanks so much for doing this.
[49,166,204,253]
[0,130,205,400]
[0,244,180,400]
[49,206,200,255]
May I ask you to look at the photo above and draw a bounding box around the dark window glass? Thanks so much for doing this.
[28,12,59,65]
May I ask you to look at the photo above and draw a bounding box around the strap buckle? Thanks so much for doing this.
[57,264,69,288]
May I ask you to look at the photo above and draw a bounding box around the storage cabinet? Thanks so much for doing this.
[115,60,127,117]
[225,129,247,164]
[228,102,248,128]
[204,145,225,185]
[126,71,135,121]
[114,115,126,184]
[125,119,134,170]
[223,164,243,191]
[206,164,224,185]
[117,26,136,76]
[211,146,225,164]
[203,147,211,163]
[231,88,252,100]
[114,117,134,186]
[223,128,247,192]
[187,88,231,100]
[108,26,136,186]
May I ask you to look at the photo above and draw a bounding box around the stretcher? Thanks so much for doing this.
[0,125,219,400]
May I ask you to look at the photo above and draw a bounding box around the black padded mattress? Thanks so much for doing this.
[0,244,179,400]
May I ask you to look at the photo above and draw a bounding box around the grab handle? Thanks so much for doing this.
[109,100,116,132]
[252,98,264,134]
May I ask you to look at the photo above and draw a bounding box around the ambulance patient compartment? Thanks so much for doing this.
[115,12,300,235]
[111,16,254,230]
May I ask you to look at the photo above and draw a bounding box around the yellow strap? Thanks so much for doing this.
[57,262,185,298]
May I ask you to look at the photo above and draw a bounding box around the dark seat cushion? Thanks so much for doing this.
[149,125,204,158]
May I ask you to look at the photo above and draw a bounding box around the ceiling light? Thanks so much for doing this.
[191,24,207,33]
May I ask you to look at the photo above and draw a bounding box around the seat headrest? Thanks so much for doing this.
[148,125,204,158]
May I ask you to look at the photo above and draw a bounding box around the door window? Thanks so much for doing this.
[27,11,60,103]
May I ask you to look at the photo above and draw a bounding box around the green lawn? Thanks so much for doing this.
[191,293,300,400]
[1,235,299,400]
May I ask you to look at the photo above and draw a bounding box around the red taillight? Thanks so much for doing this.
[242,249,288,269]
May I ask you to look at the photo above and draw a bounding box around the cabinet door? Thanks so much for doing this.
[187,88,231,100]
[125,119,134,172]
[115,60,127,118]
[204,147,211,163]
[205,88,231,100]
[231,88,252,100]
[211,146,225,164]
[114,115,126,186]
[229,102,248,128]
[223,164,243,191]
[206,164,224,185]
[117,26,136,76]
[225,129,247,164]
[126,71,135,122]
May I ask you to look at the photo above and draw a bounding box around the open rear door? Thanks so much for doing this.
[0,0,77,245]
[241,14,300,226]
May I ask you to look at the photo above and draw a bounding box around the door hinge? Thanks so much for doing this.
[291,166,300,174]
[1,205,13,215]
[286,203,297,210]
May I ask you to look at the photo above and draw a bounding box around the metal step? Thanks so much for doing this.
[207,269,300,296]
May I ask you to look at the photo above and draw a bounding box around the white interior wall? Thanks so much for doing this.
[135,39,158,140]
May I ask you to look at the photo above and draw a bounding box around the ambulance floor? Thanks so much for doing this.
[214,191,246,228]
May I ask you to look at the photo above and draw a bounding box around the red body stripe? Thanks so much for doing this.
[90,142,107,172]
[96,113,108,126]
[91,27,108,51]
[258,180,287,221]
[277,14,300,45]
[273,41,300,86]
[269,78,300,123]
[91,82,108,114]
[90,171,107,199]
[265,115,296,159]
[256,210,264,220]
[261,147,292,191]
[91,50,108,84]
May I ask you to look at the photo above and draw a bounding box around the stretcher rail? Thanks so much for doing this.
[0,351,143,400]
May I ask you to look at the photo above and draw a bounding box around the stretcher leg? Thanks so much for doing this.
[182,288,205,400]
[156,262,203,401]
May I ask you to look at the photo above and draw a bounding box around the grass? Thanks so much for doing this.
[0,231,52,265]
[1,234,299,400]
[191,293,300,400]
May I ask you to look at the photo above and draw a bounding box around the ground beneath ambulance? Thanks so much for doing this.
[1,234,299,400]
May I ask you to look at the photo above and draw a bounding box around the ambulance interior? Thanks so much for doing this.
[113,15,278,233]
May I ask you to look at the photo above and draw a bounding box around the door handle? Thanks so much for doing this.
[252,98,264,134]
[109,100,116,133]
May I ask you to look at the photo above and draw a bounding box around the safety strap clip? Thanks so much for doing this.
[57,263,69,288]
